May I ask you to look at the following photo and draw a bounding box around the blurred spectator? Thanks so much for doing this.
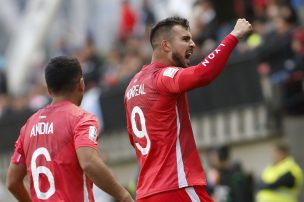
[212,0,237,40]
[252,0,268,19]
[80,86,104,131]
[256,143,303,202]
[281,27,304,115]
[167,0,196,19]
[257,14,295,75]
[135,0,156,39]
[102,48,123,88]
[291,0,304,25]
[0,55,7,94]
[292,27,304,63]
[205,147,220,196]
[77,34,105,130]
[0,74,6,94]
[28,83,49,111]
[213,145,254,202]
[190,0,217,45]
[77,34,104,87]
[0,94,10,118]
[236,16,269,53]
[118,0,137,42]
[234,0,255,21]
[51,36,71,57]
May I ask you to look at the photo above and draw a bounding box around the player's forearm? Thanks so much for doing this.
[178,34,238,92]
[6,163,31,202]
[7,182,31,202]
[83,155,132,201]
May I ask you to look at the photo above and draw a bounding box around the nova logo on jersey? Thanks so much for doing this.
[30,122,54,137]
[89,126,98,143]
[163,67,179,78]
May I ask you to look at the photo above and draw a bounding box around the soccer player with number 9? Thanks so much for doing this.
[6,56,133,202]
[124,17,253,201]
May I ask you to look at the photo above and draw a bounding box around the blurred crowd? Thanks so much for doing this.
[0,0,304,122]
[203,143,302,202]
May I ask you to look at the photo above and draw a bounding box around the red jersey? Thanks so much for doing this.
[124,35,238,199]
[11,101,100,202]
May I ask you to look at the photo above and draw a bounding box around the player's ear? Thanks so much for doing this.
[47,87,53,96]
[160,40,171,52]
[79,77,85,92]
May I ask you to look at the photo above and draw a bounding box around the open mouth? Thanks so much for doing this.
[185,50,193,59]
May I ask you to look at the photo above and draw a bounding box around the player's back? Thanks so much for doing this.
[124,63,205,199]
[21,101,96,202]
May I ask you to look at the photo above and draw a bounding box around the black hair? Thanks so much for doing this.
[217,145,230,162]
[149,16,189,49]
[45,56,82,94]
[275,143,289,154]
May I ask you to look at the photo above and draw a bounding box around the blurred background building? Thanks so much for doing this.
[0,0,304,201]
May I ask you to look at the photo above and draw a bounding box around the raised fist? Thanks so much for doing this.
[230,18,253,40]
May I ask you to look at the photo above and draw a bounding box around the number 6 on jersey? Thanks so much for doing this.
[131,106,151,155]
[31,147,55,199]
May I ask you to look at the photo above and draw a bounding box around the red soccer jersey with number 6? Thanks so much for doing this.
[124,34,238,199]
[11,101,100,202]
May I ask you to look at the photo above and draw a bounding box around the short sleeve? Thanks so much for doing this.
[74,113,100,150]
[11,126,26,164]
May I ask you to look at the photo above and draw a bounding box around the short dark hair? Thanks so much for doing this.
[45,56,82,94]
[150,16,189,49]
[275,143,289,154]
[217,145,230,162]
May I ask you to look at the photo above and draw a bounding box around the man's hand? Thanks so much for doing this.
[230,18,253,40]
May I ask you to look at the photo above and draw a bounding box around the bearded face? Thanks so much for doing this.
[172,52,187,68]
[169,26,195,68]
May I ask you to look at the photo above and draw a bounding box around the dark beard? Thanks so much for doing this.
[172,52,187,68]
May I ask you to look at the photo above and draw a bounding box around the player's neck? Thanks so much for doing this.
[51,95,79,106]
[151,52,172,66]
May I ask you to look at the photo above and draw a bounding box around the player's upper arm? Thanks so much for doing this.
[6,162,27,189]
[156,66,208,93]
[76,147,100,171]
[156,67,182,93]
[11,126,26,165]
[74,113,100,150]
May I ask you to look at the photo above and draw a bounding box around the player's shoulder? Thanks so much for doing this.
[51,101,95,121]
[161,66,180,79]
[67,103,96,119]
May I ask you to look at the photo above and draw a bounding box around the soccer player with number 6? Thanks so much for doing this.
[124,17,253,201]
[6,56,133,202]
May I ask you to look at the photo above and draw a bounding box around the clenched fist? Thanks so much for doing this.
[230,18,253,40]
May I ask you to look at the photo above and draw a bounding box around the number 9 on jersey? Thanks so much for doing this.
[131,106,151,155]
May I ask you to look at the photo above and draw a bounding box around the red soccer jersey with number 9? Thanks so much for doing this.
[11,101,100,202]
[124,34,238,199]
